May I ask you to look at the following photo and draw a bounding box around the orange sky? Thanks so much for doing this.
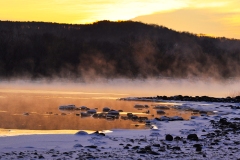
[0,0,240,39]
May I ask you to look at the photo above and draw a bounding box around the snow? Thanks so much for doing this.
[0,101,240,159]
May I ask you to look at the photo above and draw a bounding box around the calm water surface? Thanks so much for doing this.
[0,90,193,131]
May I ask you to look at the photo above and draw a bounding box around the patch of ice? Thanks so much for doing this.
[150,125,159,130]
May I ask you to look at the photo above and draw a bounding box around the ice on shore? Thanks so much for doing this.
[1,101,240,159]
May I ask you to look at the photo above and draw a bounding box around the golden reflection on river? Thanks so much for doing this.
[0,90,194,131]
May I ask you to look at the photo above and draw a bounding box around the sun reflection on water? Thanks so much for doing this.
[0,89,195,135]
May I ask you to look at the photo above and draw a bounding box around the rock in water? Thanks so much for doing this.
[158,116,171,121]
[23,112,29,116]
[156,110,166,115]
[59,104,76,110]
[134,104,146,108]
[102,107,110,112]
[108,110,120,116]
[75,131,88,135]
[191,116,198,119]
[171,116,184,121]
[154,106,170,110]
[92,114,99,118]
[92,131,105,136]
[87,109,97,114]
[80,106,88,110]
[80,112,91,117]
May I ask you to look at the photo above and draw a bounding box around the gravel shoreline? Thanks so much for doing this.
[1,100,240,160]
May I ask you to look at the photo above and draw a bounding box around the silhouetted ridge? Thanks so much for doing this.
[0,20,240,80]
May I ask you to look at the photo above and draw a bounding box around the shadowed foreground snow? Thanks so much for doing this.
[0,101,240,160]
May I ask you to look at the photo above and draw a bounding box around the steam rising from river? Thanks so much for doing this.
[0,78,239,98]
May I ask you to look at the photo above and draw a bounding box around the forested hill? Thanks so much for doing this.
[0,20,240,81]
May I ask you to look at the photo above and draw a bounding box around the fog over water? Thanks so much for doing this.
[0,78,239,130]
[0,78,239,98]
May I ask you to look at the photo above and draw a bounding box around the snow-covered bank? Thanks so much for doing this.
[0,101,240,159]
[0,129,80,137]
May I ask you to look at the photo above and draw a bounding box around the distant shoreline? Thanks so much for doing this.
[120,95,240,103]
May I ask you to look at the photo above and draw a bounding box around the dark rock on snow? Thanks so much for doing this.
[165,134,173,141]
[187,134,199,141]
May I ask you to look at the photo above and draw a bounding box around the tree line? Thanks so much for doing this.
[0,20,240,81]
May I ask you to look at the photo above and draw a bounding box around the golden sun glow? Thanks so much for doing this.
[0,0,240,39]
[0,0,187,24]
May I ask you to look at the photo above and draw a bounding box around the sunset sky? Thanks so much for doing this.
[0,0,240,39]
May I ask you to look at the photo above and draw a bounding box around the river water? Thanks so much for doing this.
[0,90,193,131]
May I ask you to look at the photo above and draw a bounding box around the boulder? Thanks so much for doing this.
[199,111,208,115]
[106,114,117,120]
[144,145,152,151]
[145,120,151,126]
[80,106,88,110]
[150,132,160,136]
[158,146,166,152]
[87,109,97,114]
[85,145,97,148]
[80,112,91,117]
[174,136,181,141]
[75,131,88,135]
[131,115,138,121]
[159,116,171,121]
[165,134,173,141]
[137,149,146,154]
[73,144,83,148]
[187,134,199,141]
[171,116,184,121]
[157,110,166,115]
[92,131,105,136]
[98,112,107,118]
[134,104,146,108]
[149,151,160,155]
[102,107,110,112]
[132,146,140,150]
[172,146,181,150]
[191,116,198,119]
[92,113,99,118]
[154,106,170,110]
[193,144,202,151]
[152,144,160,147]
[139,117,148,121]
[59,105,76,110]
[127,113,133,118]
[23,112,29,116]
[108,110,120,116]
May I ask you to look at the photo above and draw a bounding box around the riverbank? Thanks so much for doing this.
[0,101,239,159]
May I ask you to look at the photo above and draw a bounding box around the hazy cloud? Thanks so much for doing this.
[132,7,240,39]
